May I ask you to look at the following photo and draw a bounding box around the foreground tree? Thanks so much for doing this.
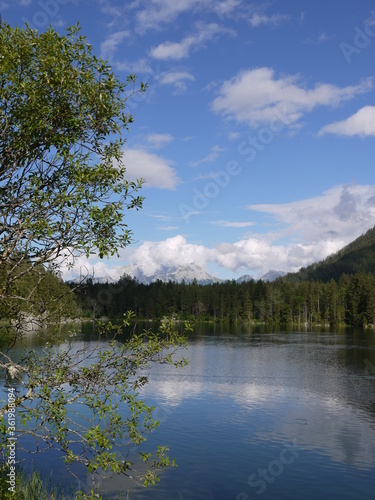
[0,22,144,321]
[0,22,188,496]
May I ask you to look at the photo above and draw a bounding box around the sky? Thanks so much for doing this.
[3,0,375,280]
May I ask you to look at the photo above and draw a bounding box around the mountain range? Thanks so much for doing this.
[120,263,221,285]
[118,264,285,285]
[87,264,286,285]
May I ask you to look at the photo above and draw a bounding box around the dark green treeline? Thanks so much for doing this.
[76,271,375,328]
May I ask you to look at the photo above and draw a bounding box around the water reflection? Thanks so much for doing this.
[1,325,375,499]
[139,330,375,472]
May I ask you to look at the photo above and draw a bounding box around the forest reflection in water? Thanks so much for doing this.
[1,323,375,499]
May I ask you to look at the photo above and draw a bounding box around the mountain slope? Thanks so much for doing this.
[236,274,255,283]
[286,226,375,282]
[260,270,287,282]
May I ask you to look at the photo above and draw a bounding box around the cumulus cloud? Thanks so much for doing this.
[134,0,249,32]
[128,235,209,276]
[60,254,125,283]
[212,67,372,127]
[124,183,375,277]
[214,0,243,17]
[212,239,288,271]
[150,23,233,60]
[135,0,203,32]
[99,1,124,19]
[122,148,181,190]
[159,71,195,92]
[146,133,174,149]
[100,30,130,60]
[60,184,375,281]
[211,238,340,274]
[150,40,189,61]
[318,106,375,137]
[248,184,375,246]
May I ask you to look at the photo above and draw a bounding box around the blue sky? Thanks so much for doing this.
[4,0,375,280]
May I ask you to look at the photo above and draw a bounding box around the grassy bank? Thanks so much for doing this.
[0,465,101,500]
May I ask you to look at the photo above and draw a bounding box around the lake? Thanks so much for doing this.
[3,324,375,499]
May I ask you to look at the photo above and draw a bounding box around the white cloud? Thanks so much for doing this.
[212,239,289,272]
[122,148,181,190]
[128,235,209,276]
[150,40,189,61]
[228,132,242,141]
[159,71,195,92]
[318,106,375,137]
[135,0,203,32]
[302,32,334,45]
[146,133,174,149]
[210,220,254,228]
[210,238,340,274]
[61,185,375,281]
[214,0,243,17]
[212,67,372,127]
[156,226,180,231]
[122,183,375,276]
[150,23,233,60]
[99,1,124,19]
[134,0,254,32]
[191,145,225,167]
[213,1,287,26]
[248,184,375,246]
[248,12,288,27]
[100,30,130,60]
[114,58,154,75]
[149,213,172,221]
[60,254,125,283]
[129,184,375,277]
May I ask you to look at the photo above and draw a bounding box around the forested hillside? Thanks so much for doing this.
[0,260,78,325]
[286,226,375,282]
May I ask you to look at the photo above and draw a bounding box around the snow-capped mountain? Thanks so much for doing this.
[260,270,286,282]
[236,271,286,283]
[74,266,286,285]
[120,263,222,285]
[236,274,255,283]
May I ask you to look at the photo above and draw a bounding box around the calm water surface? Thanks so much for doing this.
[5,325,375,499]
